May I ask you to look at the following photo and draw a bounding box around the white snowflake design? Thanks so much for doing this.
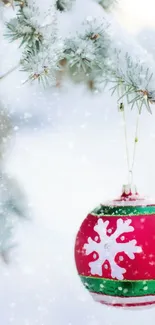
[84,218,142,280]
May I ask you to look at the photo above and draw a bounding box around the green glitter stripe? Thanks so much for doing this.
[80,275,155,297]
[91,205,155,216]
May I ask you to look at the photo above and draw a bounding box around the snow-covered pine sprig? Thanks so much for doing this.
[56,0,75,11]
[2,0,155,115]
[5,2,58,52]
[3,2,62,85]
[5,3,43,50]
[63,17,110,83]
[104,52,155,113]
[21,40,64,87]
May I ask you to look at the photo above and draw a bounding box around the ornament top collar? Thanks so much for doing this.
[103,184,155,207]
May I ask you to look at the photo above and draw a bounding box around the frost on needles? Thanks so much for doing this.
[5,1,64,86]
[3,0,155,113]
[5,1,55,51]
[103,51,155,113]
[64,17,110,83]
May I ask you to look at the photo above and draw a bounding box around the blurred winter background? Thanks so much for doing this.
[1,0,155,324]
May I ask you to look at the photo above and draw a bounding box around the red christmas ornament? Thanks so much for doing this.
[74,185,155,308]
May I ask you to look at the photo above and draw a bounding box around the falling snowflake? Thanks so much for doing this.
[84,218,142,280]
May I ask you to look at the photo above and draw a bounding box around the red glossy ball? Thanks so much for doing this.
[75,187,155,308]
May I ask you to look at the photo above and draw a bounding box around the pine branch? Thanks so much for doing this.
[103,52,155,113]
[64,17,110,82]
[2,0,155,115]
[5,5,44,51]
[0,63,20,80]
[5,2,58,51]
[21,42,64,87]
[3,1,61,86]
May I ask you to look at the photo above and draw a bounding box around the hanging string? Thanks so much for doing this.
[130,111,140,184]
[119,102,140,186]
[121,103,130,184]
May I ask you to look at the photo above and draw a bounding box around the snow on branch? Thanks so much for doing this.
[3,1,63,84]
[21,41,64,86]
[5,4,43,50]
[63,17,110,82]
[104,51,155,113]
[2,0,155,113]
[5,2,58,51]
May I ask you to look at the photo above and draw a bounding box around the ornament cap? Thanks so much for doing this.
[122,184,138,196]
[120,184,139,201]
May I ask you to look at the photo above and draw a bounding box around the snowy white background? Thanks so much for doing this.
[1,0,155,324]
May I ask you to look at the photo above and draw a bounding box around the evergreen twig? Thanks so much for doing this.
[0,63,20,80]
